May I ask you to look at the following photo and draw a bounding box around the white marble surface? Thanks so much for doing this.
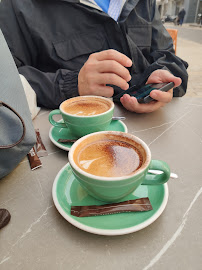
[0,97,201,270]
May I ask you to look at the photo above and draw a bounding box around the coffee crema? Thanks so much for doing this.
[74,139,143,177]
[61,97,111,116]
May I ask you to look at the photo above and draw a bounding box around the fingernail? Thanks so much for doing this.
[124,83,129,90]
[126,59,132,66]
[127,75,132,82]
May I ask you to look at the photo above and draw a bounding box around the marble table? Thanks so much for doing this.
[0,97,201,270]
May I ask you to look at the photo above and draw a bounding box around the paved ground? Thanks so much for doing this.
[165,23,202,44]
[165,23,202,97]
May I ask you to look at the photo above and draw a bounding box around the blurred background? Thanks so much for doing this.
[157,0,202,98]
[157,0,202,25]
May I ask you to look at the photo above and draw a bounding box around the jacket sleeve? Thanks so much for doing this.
[17,66,79,109]
[0,0,79,109]
[138,0,188,97]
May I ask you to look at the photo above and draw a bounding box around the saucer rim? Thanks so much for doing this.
[49,119,128,151]
[52,163,169,236]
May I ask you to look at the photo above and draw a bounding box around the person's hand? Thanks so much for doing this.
[78,49,132,97]
[120,69,182,113]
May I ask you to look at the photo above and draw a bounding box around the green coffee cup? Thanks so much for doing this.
[49,96,114,138]
[68,131,170,202]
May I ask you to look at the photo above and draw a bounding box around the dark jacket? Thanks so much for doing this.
[0,0,188,109]
[178,8,186,20]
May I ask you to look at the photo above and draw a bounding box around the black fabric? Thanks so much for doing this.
[0,0,188,109]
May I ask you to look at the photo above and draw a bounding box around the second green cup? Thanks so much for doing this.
[49,96,114,138]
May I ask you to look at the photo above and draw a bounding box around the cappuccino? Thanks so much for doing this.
[73,134,144,177]
[61,97,111,116]
[69,131,170,202]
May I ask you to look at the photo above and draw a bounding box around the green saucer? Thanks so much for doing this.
[49,120,128,151]
[52,163,169,236]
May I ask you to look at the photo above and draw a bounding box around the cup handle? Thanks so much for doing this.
[49,109,67,128]
[142,160,170,185]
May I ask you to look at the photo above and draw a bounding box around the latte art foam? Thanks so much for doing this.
[75,139,143,177]
[62,98,111,116]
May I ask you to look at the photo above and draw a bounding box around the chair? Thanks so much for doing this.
[166,28,178,55]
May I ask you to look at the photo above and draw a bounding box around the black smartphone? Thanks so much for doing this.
[113,82,175,104]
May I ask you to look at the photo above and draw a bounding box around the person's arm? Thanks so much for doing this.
[119,0,188,113]
[0,0,79,109]
[18,66,79,109]
[138,0,188,97]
